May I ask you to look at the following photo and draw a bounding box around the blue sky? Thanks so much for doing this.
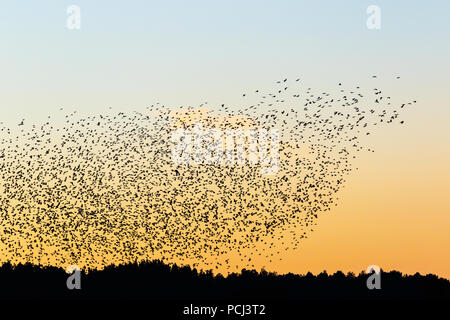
[1,1,449,124]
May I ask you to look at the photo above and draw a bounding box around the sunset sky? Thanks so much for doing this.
[1,1,449,278]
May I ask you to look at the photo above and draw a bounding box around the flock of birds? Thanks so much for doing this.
[0,77,416,273]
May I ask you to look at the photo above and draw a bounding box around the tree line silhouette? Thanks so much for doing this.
[0,260,448,300]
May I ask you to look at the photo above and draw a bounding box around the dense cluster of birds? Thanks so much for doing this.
[0,77,416,272]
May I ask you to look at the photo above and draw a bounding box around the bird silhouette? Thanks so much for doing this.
[0,75,416,274]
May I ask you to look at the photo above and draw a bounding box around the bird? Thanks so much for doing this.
[0,74,416,275]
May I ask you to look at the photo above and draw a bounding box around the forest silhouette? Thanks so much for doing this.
[0,260,448,300]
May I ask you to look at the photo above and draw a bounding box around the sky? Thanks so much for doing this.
[1,1,449,278]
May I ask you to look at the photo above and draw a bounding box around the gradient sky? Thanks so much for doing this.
[1,1,449,277]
